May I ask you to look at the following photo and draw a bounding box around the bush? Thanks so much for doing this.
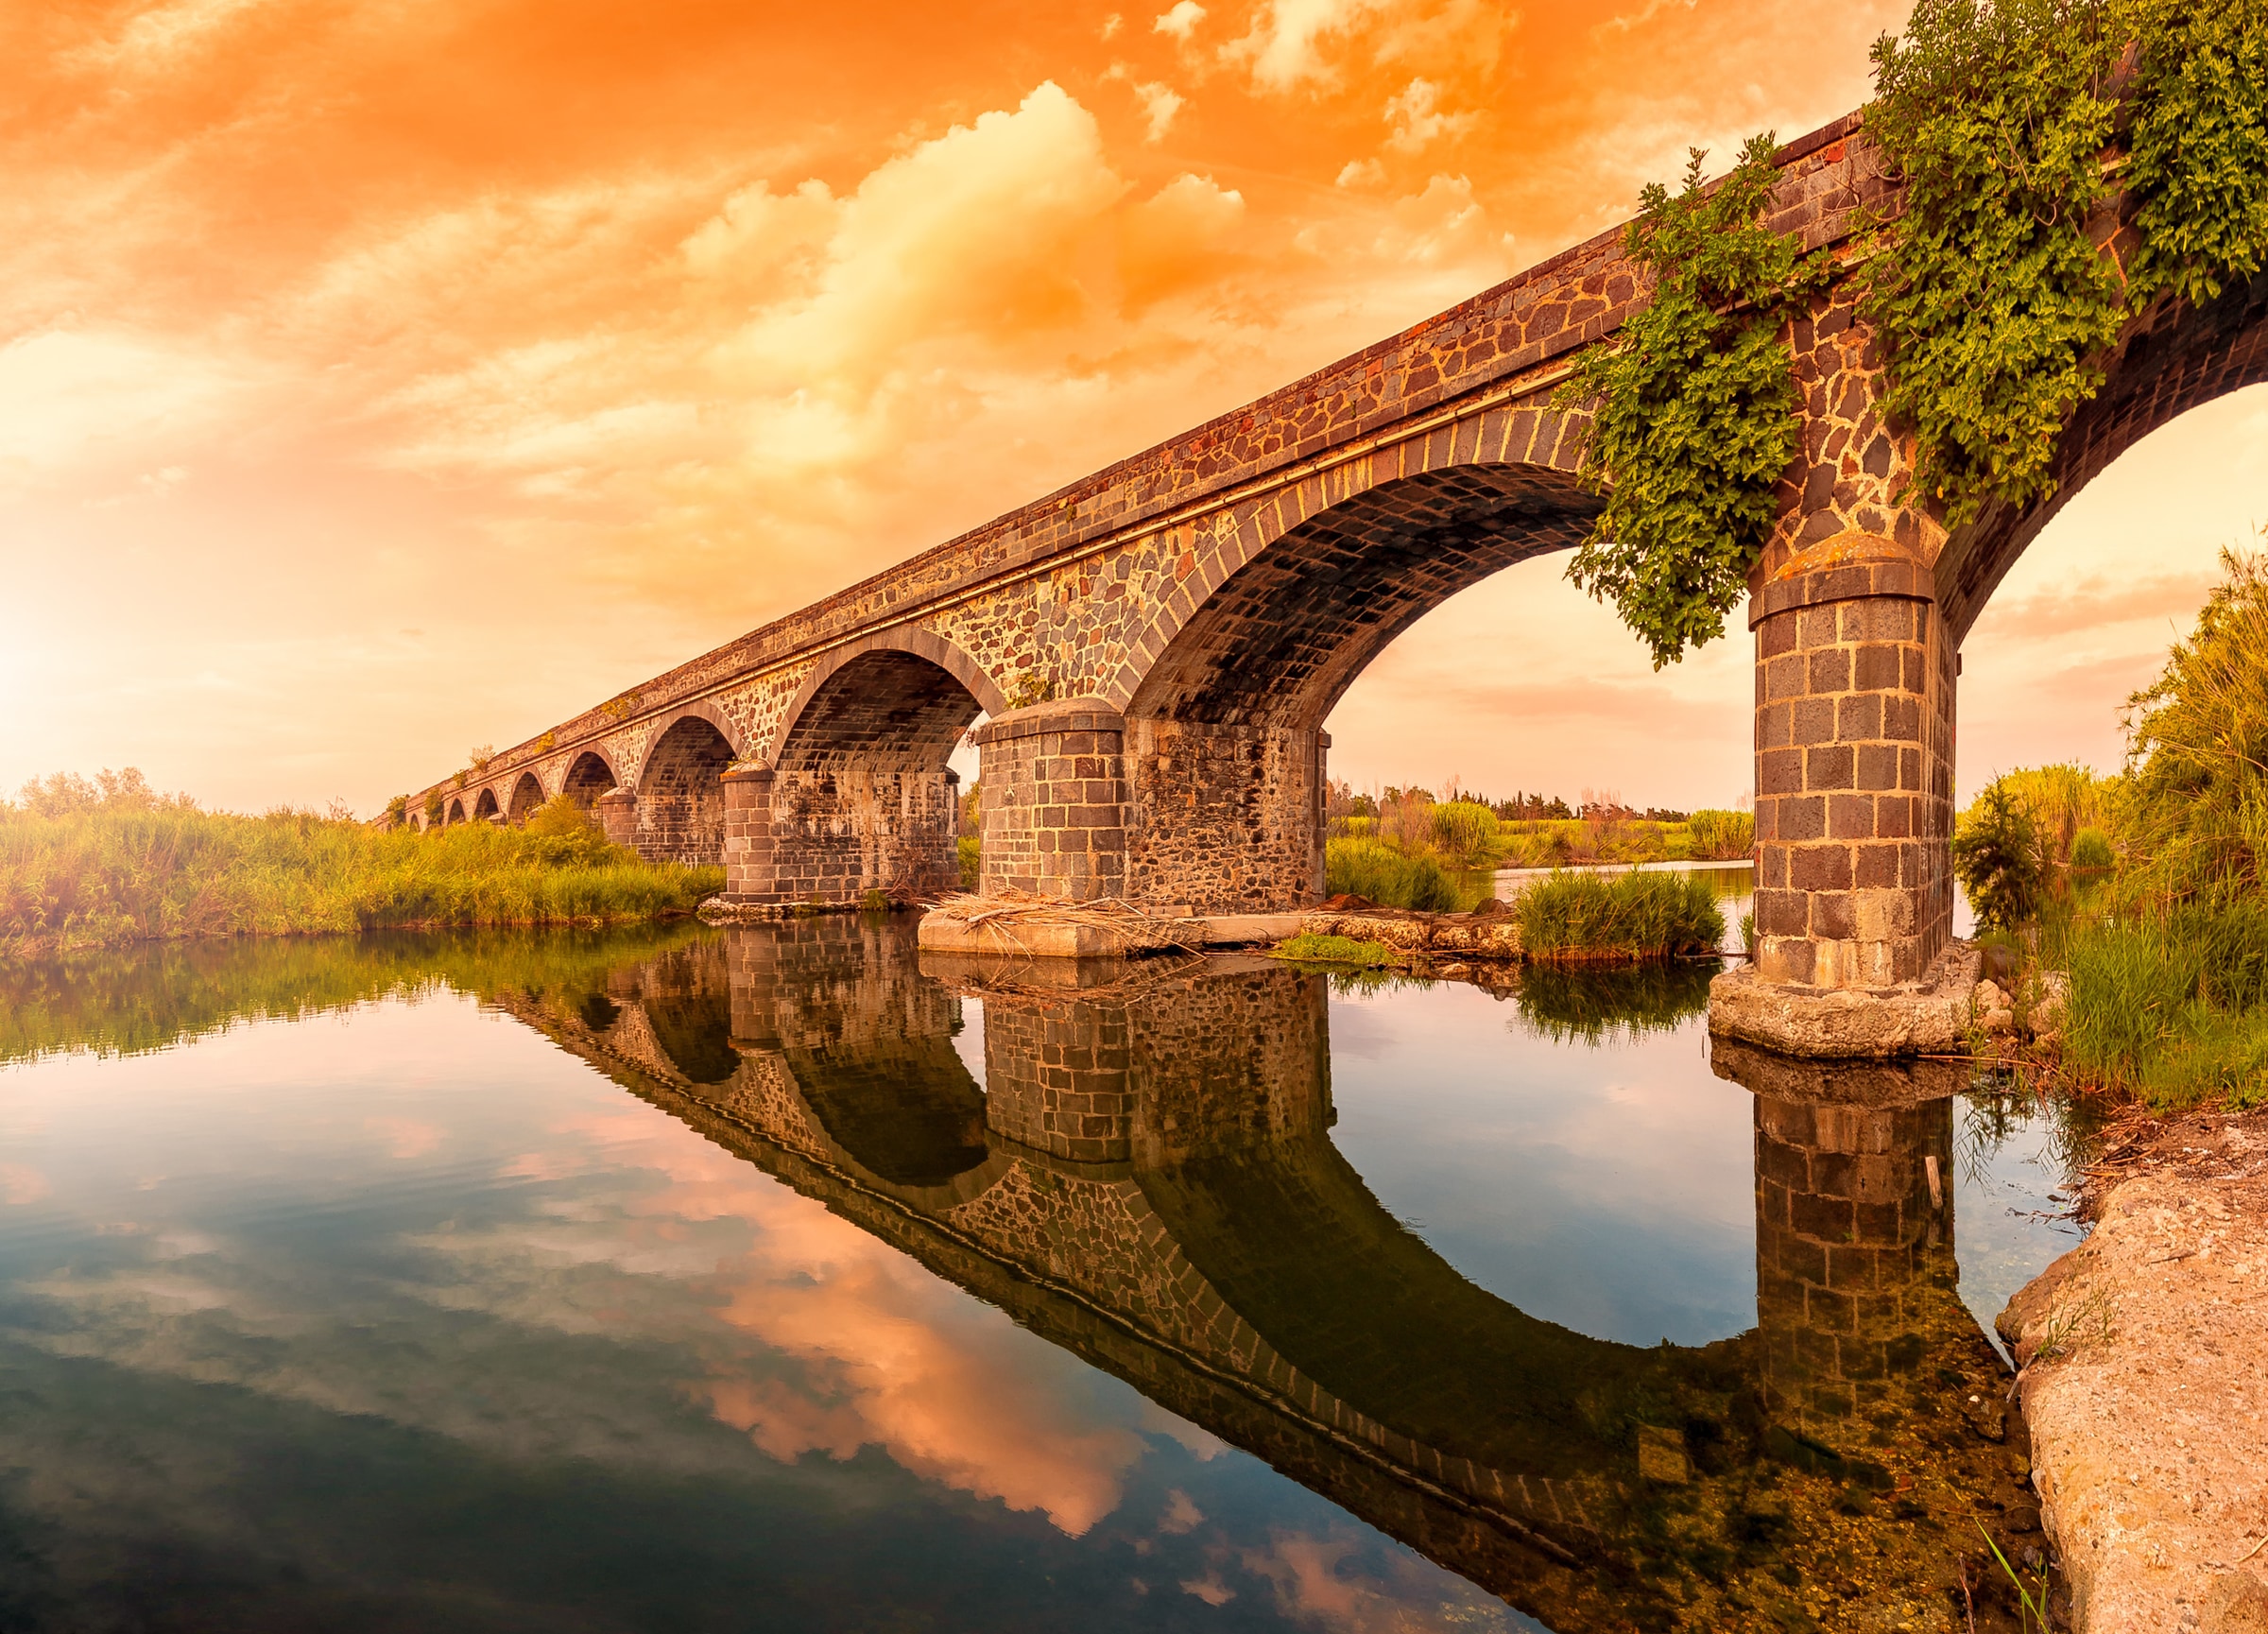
[1324,838,1466,911]
[1430,800,1502,865]
[1951,781,2045,932]
[957,834,981,892]
[1685,808,1756,861]
[2070,826,2115,874]
[1515,869,1725,962]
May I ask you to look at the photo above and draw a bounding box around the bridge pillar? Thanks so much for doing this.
[719,765,958,905]
[593,787,639,851]
[1125,721,1328,914]
[1750,537,1955,989]
[972,700,1129,902]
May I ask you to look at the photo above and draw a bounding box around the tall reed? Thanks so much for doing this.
[1515,869,1724,962]
[0,797,722,956]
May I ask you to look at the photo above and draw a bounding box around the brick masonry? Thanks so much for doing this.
[401,111,2268,989]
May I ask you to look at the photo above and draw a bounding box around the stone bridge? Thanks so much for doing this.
[488,918,2036,1629]
[409,107,2268,994]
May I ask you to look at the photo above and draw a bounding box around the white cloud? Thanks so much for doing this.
[1101,10,1124,37]
[1221,0,1382,91]
[1154,1,1207,40]
[1335,158,1385,188]
[1135,81,1186,141]
[1383,77,1477,153]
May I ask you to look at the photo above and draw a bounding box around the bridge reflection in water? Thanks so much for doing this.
[493,920,2032,1632]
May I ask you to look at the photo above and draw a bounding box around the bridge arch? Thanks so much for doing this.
[1099,441,1595,910]
[637,710,741,867]
[772,629,1001,771]
[1937,274,2268,639]
[560,748,617,812]
[445,797,465,826]
[472,786,501,822]
[507,770,544,825]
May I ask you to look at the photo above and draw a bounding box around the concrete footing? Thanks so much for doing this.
[1708,939,1980,1058]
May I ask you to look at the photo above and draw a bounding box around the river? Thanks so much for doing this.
[0,912,2085,1630]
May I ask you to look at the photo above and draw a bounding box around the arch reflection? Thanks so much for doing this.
[494,923,2037,1631]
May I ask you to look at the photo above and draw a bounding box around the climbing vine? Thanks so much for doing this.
[1863,0,2268,525]
[2123,0,2268,307]
[1860,0,2127,525]
[1557,135,1830,670]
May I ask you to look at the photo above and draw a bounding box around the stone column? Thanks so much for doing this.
[1750,537,1956,989]
[973,699,1129,902]
[978,993,1134,1165]
[720,766,777,902]
[1124,720,1328,914]
[594,786,639,851]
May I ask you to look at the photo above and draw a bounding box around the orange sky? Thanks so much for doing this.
[5,0,2263,814]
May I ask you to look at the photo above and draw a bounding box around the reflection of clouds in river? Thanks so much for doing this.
[0,989,1514,1628]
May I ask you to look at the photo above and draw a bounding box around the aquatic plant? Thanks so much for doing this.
[1683,808,1755,862]
[1514,869,1724,963]
[1324,838,1467,912]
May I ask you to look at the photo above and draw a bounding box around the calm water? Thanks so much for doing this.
[0,918,2083,1632]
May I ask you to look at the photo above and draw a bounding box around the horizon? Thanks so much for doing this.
[6,0,2262,817]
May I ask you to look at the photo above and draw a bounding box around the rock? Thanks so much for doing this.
[1470,896,1513,919]
[1983,1006,2017,1036]
[2031,971,2071,1034]
[2205,1573,2268,1633]
[1975,979,2010,1012]
[1980,941,2022,987]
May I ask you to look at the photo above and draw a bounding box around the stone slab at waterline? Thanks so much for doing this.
[1708,941,1980,1059]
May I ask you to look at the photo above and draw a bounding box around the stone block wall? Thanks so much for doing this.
[1125,721,1328,914]
[975,701,1129,902]
[594,788,639,851]
[721,767,959,904]
[1127,964,1332,1168]
[1750,547,1956,989]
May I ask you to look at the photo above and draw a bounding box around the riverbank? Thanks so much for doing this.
[0,799,722,955]
[1998,1109,2268,1632]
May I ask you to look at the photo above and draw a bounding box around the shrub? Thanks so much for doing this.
[1951,781,2044,932]
[1685,808,1756,862]
[2070,826,2115,875]
[1325,838,1465,911]
[957,835,981,893]
[1430,800,1502,865]
[1515,869,1725,962]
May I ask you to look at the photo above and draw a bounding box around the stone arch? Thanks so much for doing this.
[769,628,1008,768]
[445,797,465,825]
[1103,452,1597,911]
[1937,273,2268,640]
[1120,457,1597,731]
[561,749,617,812]
[637,714,736,867]
[472,786,501,822]
[507,770,544,825]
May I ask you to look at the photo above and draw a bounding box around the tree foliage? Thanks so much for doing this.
[2124,0,2268,306]
[1557,135,1830,669]
[1861,0,2128,525]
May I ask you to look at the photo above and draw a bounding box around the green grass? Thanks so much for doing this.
[2052,905,2268,1110]
[1324,837,1469,911]
[1268,932,1399,967]
[1515,869,1725,963]
[0,795,722,956]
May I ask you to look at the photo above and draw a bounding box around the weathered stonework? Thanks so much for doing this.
[393,107,2268,1010]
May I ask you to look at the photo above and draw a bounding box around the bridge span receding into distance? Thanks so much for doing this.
[400,106,2268,997]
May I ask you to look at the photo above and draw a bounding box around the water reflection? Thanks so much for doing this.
[507,922,2037,1631]
[0,923,2067,1631]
